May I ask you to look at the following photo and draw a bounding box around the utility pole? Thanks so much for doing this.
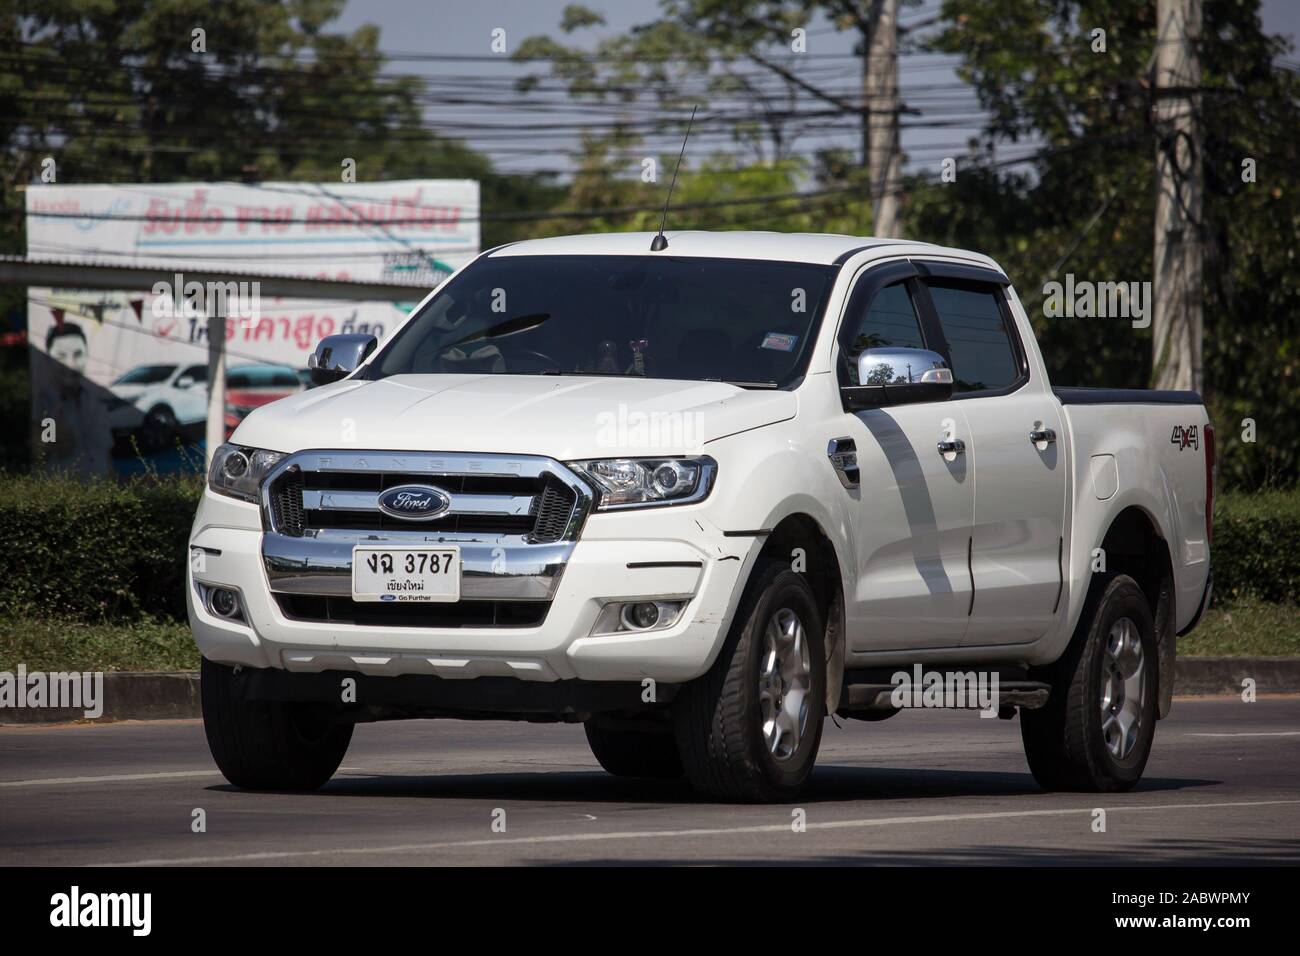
[864,0,901,238]
[205,303,226,464]
[1152,0,1203,392]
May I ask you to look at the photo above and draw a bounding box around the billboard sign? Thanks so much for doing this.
[25,180,478,474]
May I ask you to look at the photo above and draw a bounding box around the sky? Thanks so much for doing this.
[331,0,1299,183]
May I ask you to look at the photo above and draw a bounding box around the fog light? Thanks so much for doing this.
[622,602,661,630]
[208,587,241,619]
[591,599,688,636]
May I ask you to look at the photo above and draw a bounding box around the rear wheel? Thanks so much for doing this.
[1021,574,1158,792]
[584,717,683,778]
[201,658,353,791]
[673,560,826,802]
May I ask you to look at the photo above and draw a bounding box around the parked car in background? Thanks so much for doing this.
[223,364,305,439]
[106,362,208,451]
[106,361,306,452]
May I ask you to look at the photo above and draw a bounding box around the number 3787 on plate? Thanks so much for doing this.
[351,546,460,603]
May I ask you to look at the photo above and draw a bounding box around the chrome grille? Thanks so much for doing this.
[528,477,581,544]
[269,469,306,535]
[267,457,580,544]
[258,452,593,613]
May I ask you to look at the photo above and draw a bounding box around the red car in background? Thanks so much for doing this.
[223,363,305,439]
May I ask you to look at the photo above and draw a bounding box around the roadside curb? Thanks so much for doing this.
[1173,656,1300,697]
[0,671,200,724]
[1,658,1298,724]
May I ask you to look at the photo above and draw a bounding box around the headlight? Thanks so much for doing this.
[208,443,285,502]
[569,456,716,510]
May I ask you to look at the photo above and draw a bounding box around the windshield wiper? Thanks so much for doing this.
[446,312,551,350]
[708,379,780,390]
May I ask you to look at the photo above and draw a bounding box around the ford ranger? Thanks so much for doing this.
[188,231,1214,802]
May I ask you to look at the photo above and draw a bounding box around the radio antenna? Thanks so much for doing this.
[650,105,697,252]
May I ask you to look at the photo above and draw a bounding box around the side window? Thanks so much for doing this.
[183,364,207,383]
[841,281,927,385]
[926,282,1021,394]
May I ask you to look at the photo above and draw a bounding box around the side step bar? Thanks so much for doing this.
[838,666,1051,715]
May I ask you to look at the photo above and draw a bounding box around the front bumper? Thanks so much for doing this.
[230,664,678,720]
[188,489,757,685]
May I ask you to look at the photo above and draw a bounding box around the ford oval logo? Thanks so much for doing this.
[377,484,451,521]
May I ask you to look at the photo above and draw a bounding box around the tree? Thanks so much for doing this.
[920,0,1300,489]
[515,1,923,232]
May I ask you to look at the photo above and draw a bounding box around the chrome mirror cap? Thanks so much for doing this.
[843,347,954,410]
[856,347,952,387]
[308,333,378,386]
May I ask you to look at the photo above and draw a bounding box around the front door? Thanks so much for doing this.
[837,271,974,652]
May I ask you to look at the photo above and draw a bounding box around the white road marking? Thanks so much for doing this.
[1185,732,1300,738]
[100,798,1300,867]
[0,765,366,789]
[0,770,222,789]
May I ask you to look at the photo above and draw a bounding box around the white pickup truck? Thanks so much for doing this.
[188,231,1214,802]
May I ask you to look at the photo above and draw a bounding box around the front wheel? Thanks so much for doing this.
[201,658,353,791]
[673,560,826,802]
[1021,574,1158,792]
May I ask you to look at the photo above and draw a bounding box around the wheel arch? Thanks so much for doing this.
[1093,505,1177,718]
[753,511,849,713]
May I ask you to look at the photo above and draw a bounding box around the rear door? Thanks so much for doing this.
[914,266,1066,645]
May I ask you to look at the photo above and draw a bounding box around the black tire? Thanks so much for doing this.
[200,658,353,791]
[673,559,826,802]
[584,717,683,778]
[1021,574,1158,792]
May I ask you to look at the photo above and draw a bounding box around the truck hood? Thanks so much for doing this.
[230,374,796,458]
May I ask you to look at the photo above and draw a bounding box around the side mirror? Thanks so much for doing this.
[175,375,195,389]
[841,347,953,410]
[308,333,377,387]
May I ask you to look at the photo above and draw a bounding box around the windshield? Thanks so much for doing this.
[114,364,176,385]
[369,254,837,387]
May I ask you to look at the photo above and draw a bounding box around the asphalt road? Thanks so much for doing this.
[2,697,1299,866]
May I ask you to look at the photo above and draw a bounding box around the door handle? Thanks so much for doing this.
[1029,427,1057,445]
[937,438,966,456]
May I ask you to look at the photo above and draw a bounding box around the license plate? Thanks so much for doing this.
[351,546,460,603]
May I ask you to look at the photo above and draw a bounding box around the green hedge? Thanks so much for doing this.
[1212,493,1300,606]
[0,478,1293,625]
[0,474,202,621]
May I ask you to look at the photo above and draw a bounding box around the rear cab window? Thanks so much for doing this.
[922,280,1026,396]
